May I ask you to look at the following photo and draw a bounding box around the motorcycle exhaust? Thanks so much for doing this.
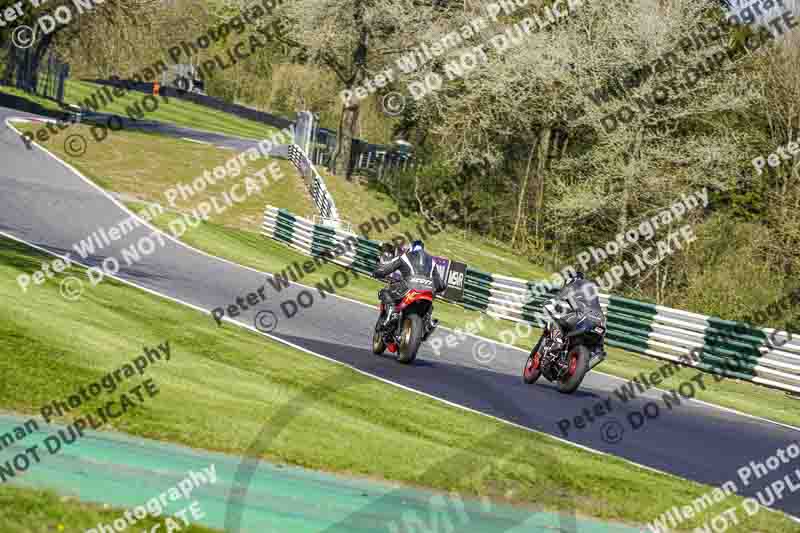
[588,350,607,370]
[422,319,439,341]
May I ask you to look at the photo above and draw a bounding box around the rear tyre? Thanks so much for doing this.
[557,345,590,394]
[397,313,423,364]
[522,337,543,384]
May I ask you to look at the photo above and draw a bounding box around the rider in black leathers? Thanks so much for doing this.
[373,240,446,328]
[376,242,403,323]
[556,273,602,321]
[552,271,607,364]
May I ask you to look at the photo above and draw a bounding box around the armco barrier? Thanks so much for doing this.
[262,206,800,394]
[84,79,294,130]
[263,206,378,276]
[286,144,340,222]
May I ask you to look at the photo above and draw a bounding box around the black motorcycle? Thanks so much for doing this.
[522,300,607,394]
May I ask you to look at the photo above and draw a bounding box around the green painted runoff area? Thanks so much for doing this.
[0,414,641,532]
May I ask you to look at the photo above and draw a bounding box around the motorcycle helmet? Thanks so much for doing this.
[410,239,424,253]
[563,270,584,288]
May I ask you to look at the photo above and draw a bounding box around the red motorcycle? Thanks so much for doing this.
[372,279,437,364]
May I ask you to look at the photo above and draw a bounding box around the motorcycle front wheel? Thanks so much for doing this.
[557,345,590,394]
[372,329,386,354]
[372,312,388,354]
[397,313,423,364]
[522,336,544,384]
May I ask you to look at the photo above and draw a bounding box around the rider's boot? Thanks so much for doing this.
[422,313,439,340]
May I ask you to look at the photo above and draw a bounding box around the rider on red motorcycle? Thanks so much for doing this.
[373,240,446,331]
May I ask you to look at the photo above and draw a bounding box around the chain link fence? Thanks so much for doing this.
[308,125,416,180]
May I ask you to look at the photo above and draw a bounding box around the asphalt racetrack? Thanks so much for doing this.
[1,105,799,521]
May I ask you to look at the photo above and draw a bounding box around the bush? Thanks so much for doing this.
[675,216,792,324]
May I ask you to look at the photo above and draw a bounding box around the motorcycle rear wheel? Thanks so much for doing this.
[397,314,423,364]
[557,345,590,394]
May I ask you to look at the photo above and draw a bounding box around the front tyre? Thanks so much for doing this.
[522,337,544,384]
[557,345,590,394]
[397,313,423,364]
[372,328,386,354]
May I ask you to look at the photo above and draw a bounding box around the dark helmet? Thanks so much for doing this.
[380,242,397,263]
[564,270,585,288]
[410,239,424,253]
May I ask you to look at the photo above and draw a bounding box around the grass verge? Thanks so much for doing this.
[0,485,220,533]
[319,168,546,278]
[1,80,282,140]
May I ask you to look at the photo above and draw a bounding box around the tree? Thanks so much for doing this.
[413,0,759,275]
[1,0,158,91]
[275,0,450,179]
